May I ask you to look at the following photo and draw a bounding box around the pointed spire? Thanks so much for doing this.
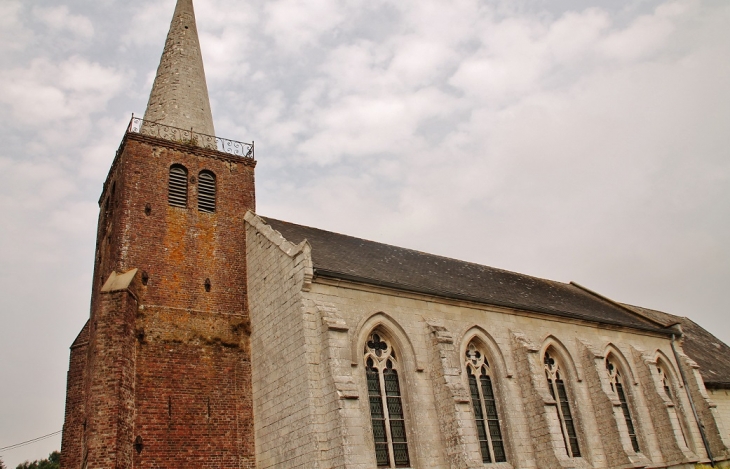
[143,0,215,137]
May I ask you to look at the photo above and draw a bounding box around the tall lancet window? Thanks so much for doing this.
[606,357,640,452]
[465,342,506,463]
[657,361,689,447]
[168,164,188,208]
[544,351,581,458]
[365,333,410,468]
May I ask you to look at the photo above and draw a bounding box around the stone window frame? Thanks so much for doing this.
[542,344,584,460]
[604,351,641,453]
[655,355,694,452]
[463,339,508,465]
[355,318,419,469]
[364,331,411,468]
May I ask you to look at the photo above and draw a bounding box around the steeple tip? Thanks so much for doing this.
[143,0,215,137]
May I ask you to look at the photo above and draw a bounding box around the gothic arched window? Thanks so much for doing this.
[657,361,689,447]
[606,357,640,452]
[197,170,216,213]
[168,165,188,208]
[465,342,506,463]
[544,350,581,458]
[365,332,410,468]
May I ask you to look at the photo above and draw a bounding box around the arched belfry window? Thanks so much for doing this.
[365,332,410,468]
[197,170,216,213]
[544,350,581,458]
[606,357,640,452]
[168,165,188,208]
[465,342,506,463]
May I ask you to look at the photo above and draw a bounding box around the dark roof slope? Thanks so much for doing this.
[263,217,668,334]
[623,304,730,388]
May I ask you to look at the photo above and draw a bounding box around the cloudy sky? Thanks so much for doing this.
[1,0,728,465]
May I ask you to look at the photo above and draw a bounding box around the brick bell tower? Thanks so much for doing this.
[60,0,256,467]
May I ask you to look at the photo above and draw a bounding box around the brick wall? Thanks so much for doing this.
[61,133,256,469]
[83,289,138,469]
[59,322,89,469]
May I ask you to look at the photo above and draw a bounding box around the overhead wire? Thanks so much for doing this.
[0,430,62,452]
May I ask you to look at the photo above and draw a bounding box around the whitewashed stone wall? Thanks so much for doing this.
[245,214,730,469]
[245,214,317,469]
[708,389,730,448]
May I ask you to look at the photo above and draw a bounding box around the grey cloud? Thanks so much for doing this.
[1,0,728,466]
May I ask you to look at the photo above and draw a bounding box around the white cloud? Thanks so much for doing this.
[263,0,348,50]
[121,0,175,47]
[32,5,94,39]
[0,1,33,55]
[0,57,127,125]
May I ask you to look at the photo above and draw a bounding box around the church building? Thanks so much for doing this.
[60,1,730,468]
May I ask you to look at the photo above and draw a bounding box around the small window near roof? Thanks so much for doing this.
[168,165,188,208]
[198,170,216,213]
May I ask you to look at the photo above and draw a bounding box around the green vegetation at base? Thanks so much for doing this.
[15,451,59,469]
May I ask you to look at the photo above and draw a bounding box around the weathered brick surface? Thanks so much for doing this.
[102,134,255,312]
[59,322,89,469]
[83,289,138,469]
[61,133,256,469]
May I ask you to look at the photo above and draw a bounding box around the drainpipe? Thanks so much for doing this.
[671,333,715,467]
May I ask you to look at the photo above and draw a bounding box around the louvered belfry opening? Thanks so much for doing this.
[198,171,216,213]
[168,164,188,208]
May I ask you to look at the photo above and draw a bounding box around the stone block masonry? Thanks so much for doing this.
[143,0,215,137]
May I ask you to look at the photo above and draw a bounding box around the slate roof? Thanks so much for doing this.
[262,217,730,387]
[622,304,730,388]
[263,217,669,334]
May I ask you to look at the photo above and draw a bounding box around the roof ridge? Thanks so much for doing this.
[261,216,574,286]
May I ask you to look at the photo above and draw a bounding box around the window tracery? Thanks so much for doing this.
[544,350,581,458]
[606,357,640,452]
[465,342,506,463]
[365,333,410,468]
